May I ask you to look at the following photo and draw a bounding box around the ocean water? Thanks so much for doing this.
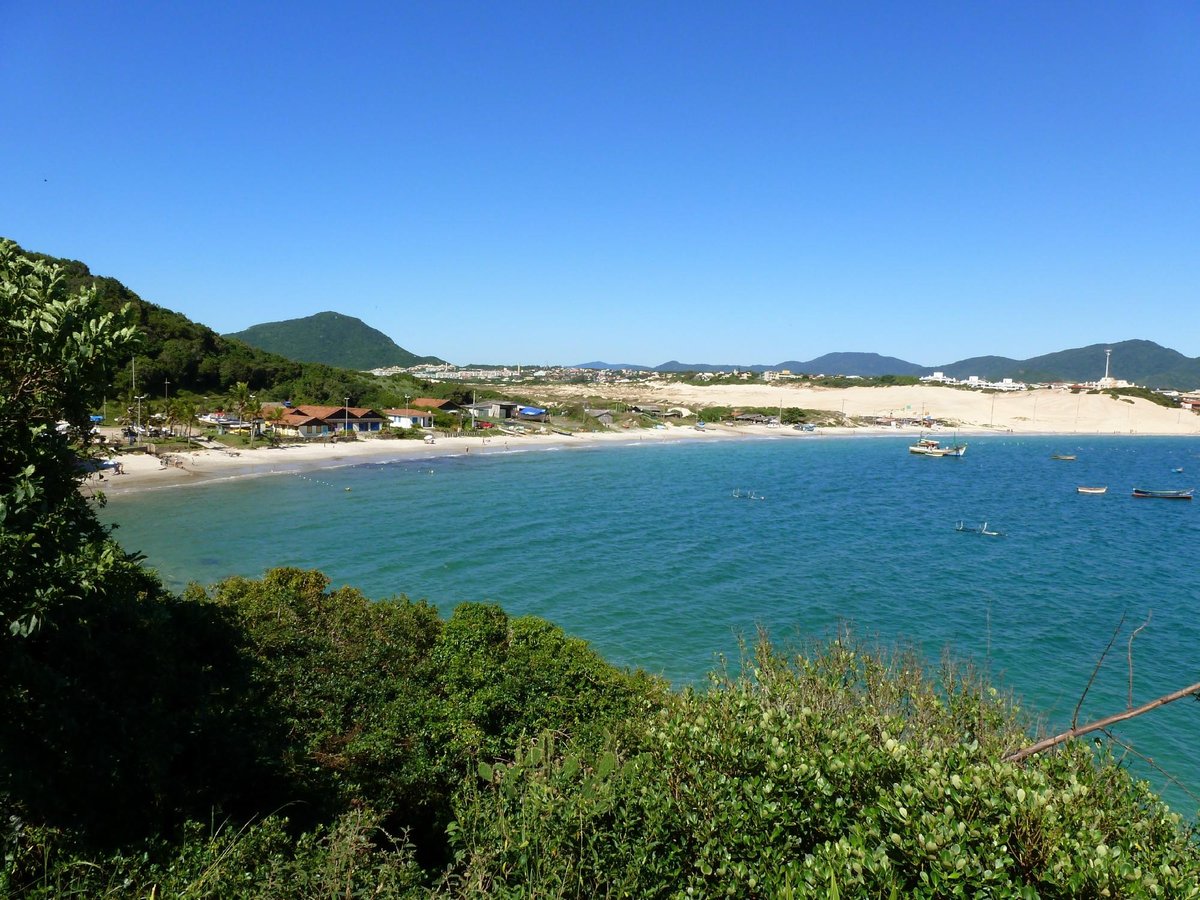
[99,434,1200,813]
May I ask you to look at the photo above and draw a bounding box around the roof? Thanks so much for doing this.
[382,408,433,417]
[274,405,385,421]
[411,398,453,408]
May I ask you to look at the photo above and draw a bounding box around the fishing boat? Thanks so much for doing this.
[1076,486,1108,495]
[1051,453,1077,461]
[909,437,967,458]
[1131,488,1193,500]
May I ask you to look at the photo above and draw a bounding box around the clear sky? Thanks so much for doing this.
[3,2,1197,367]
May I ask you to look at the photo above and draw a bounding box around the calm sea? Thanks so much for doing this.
[100,434,1200,814]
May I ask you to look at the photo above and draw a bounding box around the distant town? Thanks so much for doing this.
[372,361,1200,411]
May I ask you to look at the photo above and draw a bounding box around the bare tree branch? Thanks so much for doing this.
[1074,612,1126,730]
[1127,612,1151,711]
[1005,681,1200,764]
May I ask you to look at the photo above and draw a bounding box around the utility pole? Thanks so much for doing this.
[135,394,147,444]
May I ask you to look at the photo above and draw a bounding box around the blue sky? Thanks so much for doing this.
[4,2,1197,367]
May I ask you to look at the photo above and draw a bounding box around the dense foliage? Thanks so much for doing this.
[0,240,148,637]
[3,570,662,897]
[447,642,1200,897]
[0,239,264,850]
[227,310,444,371]
[7,239,430,409]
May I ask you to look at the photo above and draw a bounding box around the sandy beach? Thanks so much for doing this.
[86,384,1198,494]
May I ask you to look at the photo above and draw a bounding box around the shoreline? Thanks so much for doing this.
[85,383,1199,495]
[86,415,1197,496]
[87,424,737,495]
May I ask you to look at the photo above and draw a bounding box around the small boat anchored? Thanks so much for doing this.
[1076,486,1108,495]
[909,437,967,458]
[956,521,1004,536]
[731,488,766,501]
[1050,453,1077,461]
[1131,488,1193,500]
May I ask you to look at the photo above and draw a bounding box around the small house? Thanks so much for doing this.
[383,408,435,429]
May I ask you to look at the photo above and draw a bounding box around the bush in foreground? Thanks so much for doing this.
[444,639,1200,897]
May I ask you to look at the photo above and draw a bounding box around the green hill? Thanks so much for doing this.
[5,239,425,408]
[226,311,444,371]
[938,340,1200,388]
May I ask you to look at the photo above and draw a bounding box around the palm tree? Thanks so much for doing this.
[227,382,252,423]
[225,382,259,444]
[245,395,263,445]
[165,397,197,440]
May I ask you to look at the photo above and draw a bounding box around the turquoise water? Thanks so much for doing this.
[100,434,1200,812]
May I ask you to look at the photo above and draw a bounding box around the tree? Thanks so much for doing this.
[0,238,145,636]
[164,396,197,439]
[2,241,261,848]
[226,380,253,422]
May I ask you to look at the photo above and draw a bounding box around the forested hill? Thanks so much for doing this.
[936,340,1200,388]
[226,311,444,370]
[9,240,424,406]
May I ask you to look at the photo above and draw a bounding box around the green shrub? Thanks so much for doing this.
[444,638,1200,897]
[3,810,425,899]
[187,571,662,869]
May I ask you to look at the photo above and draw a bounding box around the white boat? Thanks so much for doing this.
[1076,486,1107,495]
[910,437,967,458]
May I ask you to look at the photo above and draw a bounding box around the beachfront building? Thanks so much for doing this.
[463,400,520,421]
[267,404,387,437]
[585,408,614,426]
[383,408,435,429]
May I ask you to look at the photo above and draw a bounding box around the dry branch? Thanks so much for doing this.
[1073,613,1125,729]
[1127,612,1151,710]
[1005,680,1200,764]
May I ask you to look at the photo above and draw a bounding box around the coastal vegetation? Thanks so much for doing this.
[6,241,449,422]
[1102,385,1179,408]
[5,242,1200,896]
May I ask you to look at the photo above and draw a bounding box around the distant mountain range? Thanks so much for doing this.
[226,312,445,371]
[577,341,1200,389]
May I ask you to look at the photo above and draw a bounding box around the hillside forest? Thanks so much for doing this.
[9,241,452,418]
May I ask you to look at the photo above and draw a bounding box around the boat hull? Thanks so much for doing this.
[1076,486,1107,495]
[1131,488,1193,500]
[909,439,967,457]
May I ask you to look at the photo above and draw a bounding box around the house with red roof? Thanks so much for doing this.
[266,404,387,438]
